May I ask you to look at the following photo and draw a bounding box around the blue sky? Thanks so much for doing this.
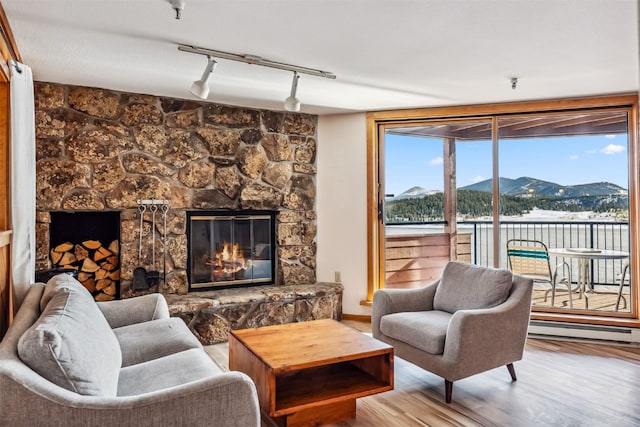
[384,133,629,196]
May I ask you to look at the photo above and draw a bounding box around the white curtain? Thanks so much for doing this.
[10,61,35,307]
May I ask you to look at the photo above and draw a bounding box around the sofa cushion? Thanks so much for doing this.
[18,277,122,396]
[380,310,452,355]
[114,317,203,367]
[433,261,512,313]
[117,348,223,396]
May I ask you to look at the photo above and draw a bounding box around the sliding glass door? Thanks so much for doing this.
[382,120,492,289]
[369,96,637,320]
[497,111,630,313]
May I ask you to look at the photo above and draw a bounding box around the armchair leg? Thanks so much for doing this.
[445,380,453,403]
[506,363,517,381]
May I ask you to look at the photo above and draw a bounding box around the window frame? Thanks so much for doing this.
[365,94,640,327]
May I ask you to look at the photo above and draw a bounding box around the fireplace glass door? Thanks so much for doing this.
[188,212,275,290]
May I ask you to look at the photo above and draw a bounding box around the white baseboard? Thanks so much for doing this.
[528,320,640,345]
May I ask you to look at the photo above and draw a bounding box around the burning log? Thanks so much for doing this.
[50,239,120,301]
[205,242,248,281]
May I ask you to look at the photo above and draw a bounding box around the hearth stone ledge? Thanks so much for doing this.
[165,282,343,345]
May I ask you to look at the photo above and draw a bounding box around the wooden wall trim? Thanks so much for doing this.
[0,82,8,230]
[0,2,22,82]
[367,94,638,123]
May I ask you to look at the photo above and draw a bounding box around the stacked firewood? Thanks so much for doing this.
[50,240,120,301]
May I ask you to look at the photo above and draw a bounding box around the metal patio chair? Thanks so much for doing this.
[616,262,629,311]
[506,239,575,308]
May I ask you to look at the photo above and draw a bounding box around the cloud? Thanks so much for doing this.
[471,175,484,183]
[605,134,616,139]
[601,144,625,155]
[569,154,578,160]
[585,149,597,154]
[428,156,443,166]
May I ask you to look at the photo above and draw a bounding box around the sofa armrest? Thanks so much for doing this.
[97,293,170,329]
[442,275,533,379]
[372,281,438,339]
[0,367,260,427]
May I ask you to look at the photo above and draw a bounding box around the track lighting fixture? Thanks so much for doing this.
[284,72,300,112]
[190,56,217,99]
[179,44,335,111]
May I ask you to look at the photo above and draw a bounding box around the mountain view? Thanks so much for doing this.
[460,176,627,198]
[387,177,628,222]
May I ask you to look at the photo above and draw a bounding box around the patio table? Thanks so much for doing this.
[548,248,628,307]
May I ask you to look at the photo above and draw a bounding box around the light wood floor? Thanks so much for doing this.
[205,320,640,427]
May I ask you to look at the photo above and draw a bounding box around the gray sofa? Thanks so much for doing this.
[0,274,260,426]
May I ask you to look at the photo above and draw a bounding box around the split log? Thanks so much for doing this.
[81,258,100,273]
[103,282,116,296]
[95,293,114,302]
[94,246,111,262]
[54,242,74,253]
[59,252,77,266]
[84,278,96,292]
[100,262,115,271]
[77,272,92,282]
[50,249,64,265]
[94,268,108,280]
[95,278,111,291]
[108,240,119,255]
[83,240,102,250]
[74,245,89,261]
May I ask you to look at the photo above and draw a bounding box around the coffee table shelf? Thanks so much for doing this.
[229,319,394,427]
[275,358,392,414]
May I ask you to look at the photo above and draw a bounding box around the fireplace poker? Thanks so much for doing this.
[146,203,161,286]
[162,203,169,285]
[133,204,148,290]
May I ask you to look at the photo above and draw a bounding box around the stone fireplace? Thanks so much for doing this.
[34,82,318,297]
[187,210,276,290]
[34,82,342,343]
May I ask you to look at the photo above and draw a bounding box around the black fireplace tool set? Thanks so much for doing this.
[133,199,169,290]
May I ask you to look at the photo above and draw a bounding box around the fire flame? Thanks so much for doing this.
[205,242,246,279]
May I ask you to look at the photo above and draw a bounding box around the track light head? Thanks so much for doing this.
[284,72,300,112]
[190,57,217,99]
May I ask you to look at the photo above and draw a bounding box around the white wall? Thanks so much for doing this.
[317,113,370,316]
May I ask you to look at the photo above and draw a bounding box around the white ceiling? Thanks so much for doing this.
[3,0,639,115]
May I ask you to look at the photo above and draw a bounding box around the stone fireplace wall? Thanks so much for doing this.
[34,82,318,298]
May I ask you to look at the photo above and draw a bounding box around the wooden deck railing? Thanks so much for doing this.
[385,232,471,289]
[384,220,629,289]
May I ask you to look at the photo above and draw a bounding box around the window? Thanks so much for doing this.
[367,95,638,324]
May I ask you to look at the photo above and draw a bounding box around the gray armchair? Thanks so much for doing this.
[372,261,533,403]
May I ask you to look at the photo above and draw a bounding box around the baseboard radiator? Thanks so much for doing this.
[528,320,640,344]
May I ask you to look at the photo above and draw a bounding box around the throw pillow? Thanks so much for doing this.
[40,273,87,312]
[18,279,122,396]
[433,261,513,313]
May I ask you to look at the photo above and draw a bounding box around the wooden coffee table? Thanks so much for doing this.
[229,319,394,427]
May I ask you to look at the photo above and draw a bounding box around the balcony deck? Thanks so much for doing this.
[386,219,631,313]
